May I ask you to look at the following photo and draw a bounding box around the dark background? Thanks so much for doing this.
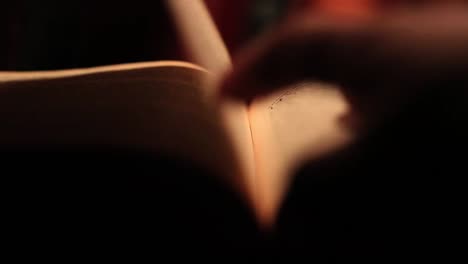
[1,0,181,70]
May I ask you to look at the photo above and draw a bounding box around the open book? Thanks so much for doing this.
[0,0,354,228]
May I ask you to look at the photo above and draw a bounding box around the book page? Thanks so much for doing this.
[248,82,355,226]
[166,0,256,208]
[0,61,251,194]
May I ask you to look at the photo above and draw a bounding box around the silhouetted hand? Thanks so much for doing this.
[221,6,468,127]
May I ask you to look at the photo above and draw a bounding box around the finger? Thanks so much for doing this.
[220,8,468,112]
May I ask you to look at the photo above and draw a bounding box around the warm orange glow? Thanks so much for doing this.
[312,0,378,19]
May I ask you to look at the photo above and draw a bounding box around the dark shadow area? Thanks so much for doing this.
[1,0,181,71]
[1,147,260,261]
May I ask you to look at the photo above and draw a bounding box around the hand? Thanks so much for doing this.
[220,6,468,127]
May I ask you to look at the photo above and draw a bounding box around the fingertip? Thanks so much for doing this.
[220,81,270,105]
[218,70,253,101]
[217,71,239,98]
